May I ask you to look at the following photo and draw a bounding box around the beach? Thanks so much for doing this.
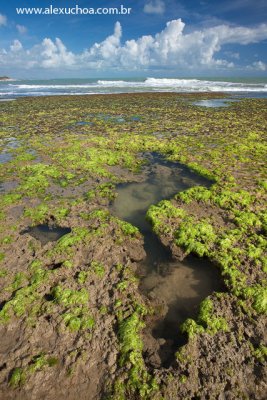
[0,92,266,399]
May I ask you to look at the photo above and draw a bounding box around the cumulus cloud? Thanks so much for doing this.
[144,0,165,15]
[252,60,266,71]
[40,38,76,68]
[0,13,7,26]
[0,37,75,69]
[84,22,122,60]
[16,24,27,34]
[10,40,23,52]
[1,19,267,72]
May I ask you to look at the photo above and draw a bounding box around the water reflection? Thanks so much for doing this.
[193,98,239,108]
[111,152,223,365]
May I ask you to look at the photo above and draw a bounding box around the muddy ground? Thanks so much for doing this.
[0,93,266,399]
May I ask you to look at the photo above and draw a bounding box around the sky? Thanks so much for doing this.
[0,0,267,78]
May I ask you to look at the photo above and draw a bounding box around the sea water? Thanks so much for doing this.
[1,77,267,99]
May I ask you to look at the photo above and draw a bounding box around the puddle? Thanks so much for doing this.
[98,115,125,123]
[23,225,71,245]
[0,99,16,102]
[192,98,239,108]
[110,152,223,366]
[111,152,210,233]
[131,116,141,121]
[6,137,21,149]
[140,255,223,366]
[75,121,93,126]
[0,153,13,164]
[0,137,22,164]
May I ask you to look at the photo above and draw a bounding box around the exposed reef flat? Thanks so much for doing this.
[0,93,266,399]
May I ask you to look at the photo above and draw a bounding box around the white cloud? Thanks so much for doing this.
[1,19,267,72]
[10,40,23,52]
[207,23,267,45]
[84,21,122,60]
[40,38,76,68]
[252,60,266,71]
[16,24,27,34]
[0,13,7,26]
[0,38,75,69]
[144,0,165,15]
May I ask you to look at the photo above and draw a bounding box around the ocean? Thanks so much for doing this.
[1,77,267,99]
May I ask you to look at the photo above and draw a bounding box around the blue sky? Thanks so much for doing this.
[0,0,267,78]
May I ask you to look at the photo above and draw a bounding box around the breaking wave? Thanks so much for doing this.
[0,77,267,99]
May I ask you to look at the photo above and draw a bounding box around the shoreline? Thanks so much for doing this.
[1,90,267,102]
[0,91,231,103]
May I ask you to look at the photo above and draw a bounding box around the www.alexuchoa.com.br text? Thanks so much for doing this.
[16,4,132,15]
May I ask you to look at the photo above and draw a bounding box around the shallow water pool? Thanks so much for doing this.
[24,224,71,245]
[110,153,223,364]
[192,98,239,107]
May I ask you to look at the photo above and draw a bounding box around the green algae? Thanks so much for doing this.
[251,344,267,363]
[146,200,186,235]
[50,285,95,332]
[90,261,105,278]
[24,204,70,225]
[86,182,116,201]
[63,310,95,332]
[114,311,159,399]
[115,219,140,238]
[9,368,26,387]
[175,218,217,257]
[0,285,40,322]
[181,298,228,339]
[0,268,7,277]
[52,286,89,306]
[9,354,58,388]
